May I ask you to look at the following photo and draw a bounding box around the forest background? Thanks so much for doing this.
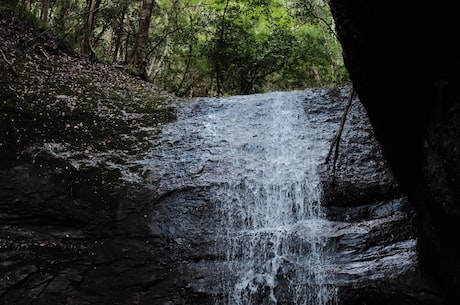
[10,0,348,97]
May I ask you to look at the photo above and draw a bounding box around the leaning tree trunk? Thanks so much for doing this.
[213,0,230,96]
[40,0,49,24]
[112,1,128,62]
[128,0,155,76]
[56,0,71,33]
[80,0,101,57]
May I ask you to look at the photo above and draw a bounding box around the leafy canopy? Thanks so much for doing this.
[17,0,348,96]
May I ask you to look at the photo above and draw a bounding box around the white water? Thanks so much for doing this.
[143,89,418,305]
[190,91,338,305]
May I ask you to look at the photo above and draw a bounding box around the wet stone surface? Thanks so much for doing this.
[0,87,445,305]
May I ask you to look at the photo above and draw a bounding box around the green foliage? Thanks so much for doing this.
[12,4,46,30]
[16,0,348,96]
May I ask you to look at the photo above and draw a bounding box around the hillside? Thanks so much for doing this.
[1,5,177,171]
[0,7,183,304]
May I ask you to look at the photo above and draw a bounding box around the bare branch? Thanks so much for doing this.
[325,86,355,174]
[0,48,19,76]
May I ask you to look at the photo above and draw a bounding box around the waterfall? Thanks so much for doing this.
[190,91,338,305]
[141,88,420,305]
[145,88,419,304]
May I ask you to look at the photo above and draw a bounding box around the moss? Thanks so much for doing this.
[32,150,126,205]
[13,5,45,29]
[0,4,178,202]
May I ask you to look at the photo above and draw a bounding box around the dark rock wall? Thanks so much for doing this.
[329,1,460,303]
[2,87,442,305]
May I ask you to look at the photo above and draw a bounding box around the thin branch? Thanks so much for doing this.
[32,4,110,43]
[303,2,339,40]
[145,27,181,58]
[37,45,50,61]
[325,86,355,172]
[0,48,19,76]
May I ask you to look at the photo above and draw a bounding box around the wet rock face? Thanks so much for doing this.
[329,1,460,303]
[1,88,444,305]
[315,90,442,305]
[316,89,400,207]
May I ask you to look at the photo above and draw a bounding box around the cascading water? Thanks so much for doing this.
[146,88,419,305]
[151,91,335,305]
[189,91,338,305]
[117,83,427,305]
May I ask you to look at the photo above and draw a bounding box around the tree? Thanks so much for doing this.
[110,0,130,62]
[40,0,50,24]
[213,0,230,96]
[17,0,348,95]
[55,0,71,33]
[81,0,102,57]
[128,0,156,76]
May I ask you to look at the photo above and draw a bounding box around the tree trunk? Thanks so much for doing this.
[40,0,49,24]
[176,44,193,96]
[56,0,71,33]
[149,34,170,81]
[112,2,128,62]
[320,26,338,83]
[128,0,156,76]
[80,0,102,57]
[124,30,130,64]
[213,0,230,96]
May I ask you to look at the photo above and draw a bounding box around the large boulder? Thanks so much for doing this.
[329,1,460,303]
